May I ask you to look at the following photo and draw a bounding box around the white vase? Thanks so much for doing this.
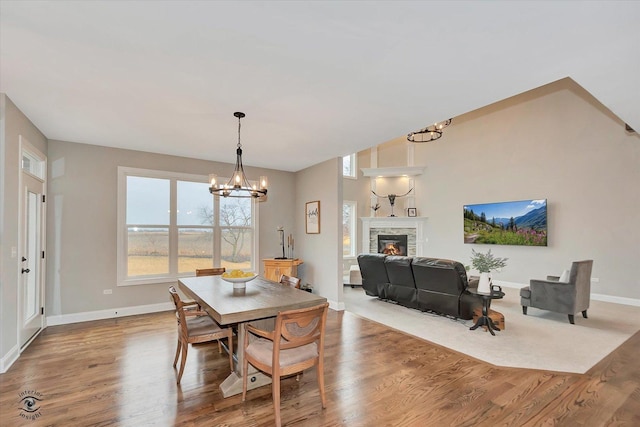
[478,272,492,293]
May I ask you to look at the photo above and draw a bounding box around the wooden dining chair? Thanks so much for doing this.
[279,274,301,289]
[168,286,233,384]
[195,267,226,277]
[242,302,329,427]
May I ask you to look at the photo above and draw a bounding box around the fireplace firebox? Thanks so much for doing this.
[377,235,408,256]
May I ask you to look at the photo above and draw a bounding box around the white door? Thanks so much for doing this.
[19,143,46,349]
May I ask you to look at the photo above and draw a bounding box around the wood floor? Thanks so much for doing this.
[1,309,639,426]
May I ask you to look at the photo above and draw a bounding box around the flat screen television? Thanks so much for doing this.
[463,199,547,246]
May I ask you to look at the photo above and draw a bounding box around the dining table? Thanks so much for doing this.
[178,274,327,398]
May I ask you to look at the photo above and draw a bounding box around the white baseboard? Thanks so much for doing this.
[495,280,527,289]
[328,299,345,312]
[590,293,640,307]
[495,281,640,307]
[0,344,20,374]
[46,302,174,327]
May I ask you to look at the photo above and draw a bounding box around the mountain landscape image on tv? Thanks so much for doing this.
[463,199,547,246]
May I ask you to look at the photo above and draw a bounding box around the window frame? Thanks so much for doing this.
[343,200,358,258]
[22,148,46,180]
[117,167,259,286]
[342,153,357,179]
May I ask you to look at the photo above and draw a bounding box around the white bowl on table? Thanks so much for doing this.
[221,273,257,289]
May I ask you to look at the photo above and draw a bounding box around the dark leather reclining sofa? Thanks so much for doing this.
[357,253,480,320]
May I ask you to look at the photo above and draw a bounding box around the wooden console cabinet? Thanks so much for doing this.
[262,258,303,282]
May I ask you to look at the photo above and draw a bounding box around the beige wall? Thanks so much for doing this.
[46,140,296,315]
[376,137,407,168]
[295,157,343,309]
[1,94,48,365]
[355,79,640,300]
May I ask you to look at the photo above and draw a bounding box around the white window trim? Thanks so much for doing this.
[116,166,259,286]
[343,200,357,258]
[343,153,357,179]
[21,145,46,180]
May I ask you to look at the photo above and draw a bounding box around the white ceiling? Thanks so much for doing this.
[1,1,638,172]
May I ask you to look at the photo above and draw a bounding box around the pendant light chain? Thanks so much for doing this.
[237,114,242,149]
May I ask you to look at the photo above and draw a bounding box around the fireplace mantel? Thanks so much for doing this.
[361,216,428,256]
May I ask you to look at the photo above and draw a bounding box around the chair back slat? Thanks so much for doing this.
[196,268,226,277]
[279,274,301,289]
[274,303,328,351]
[168,286,189,338]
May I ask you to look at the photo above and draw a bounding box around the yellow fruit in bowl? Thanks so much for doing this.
[222,269,255,279]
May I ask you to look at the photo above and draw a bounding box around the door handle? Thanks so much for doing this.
[22,268,30,274]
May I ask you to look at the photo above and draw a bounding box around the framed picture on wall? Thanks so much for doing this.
[407,208,417,217]
[305,201,320,234]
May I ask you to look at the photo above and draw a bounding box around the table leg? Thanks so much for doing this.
[219,319,274,398]
[470,298,499,336]
[219,370,271,398]
[469,316,484,331]
[487,317,500,332]
[485,317,496,336]
[482,299,488,316]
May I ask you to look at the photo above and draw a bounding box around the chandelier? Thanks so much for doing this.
[209,112,268,200]
[407,118,452,143]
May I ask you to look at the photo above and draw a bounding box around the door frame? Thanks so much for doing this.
[18,136,47,350]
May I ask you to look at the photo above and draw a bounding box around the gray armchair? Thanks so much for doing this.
[520,260,593,324]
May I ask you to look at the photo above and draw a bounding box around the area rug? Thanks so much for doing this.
[343,285,640,374]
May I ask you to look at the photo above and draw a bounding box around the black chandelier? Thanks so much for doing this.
[209,112,268,200]
[407,118,452,143]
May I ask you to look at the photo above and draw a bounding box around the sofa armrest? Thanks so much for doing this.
[530,279,574,300]
[546,275,560,281]
[531,278,570,288]
[529,279,576,312]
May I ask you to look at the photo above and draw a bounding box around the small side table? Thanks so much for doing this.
[467,288,505,336]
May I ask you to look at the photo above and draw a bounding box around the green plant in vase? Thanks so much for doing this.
[469,249,508,293]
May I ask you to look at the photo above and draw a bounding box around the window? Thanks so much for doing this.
[22,148,46,179]
[342,153,357,179]
[117,167,257,286]
[219,196,254,270]
[343,201,357,257]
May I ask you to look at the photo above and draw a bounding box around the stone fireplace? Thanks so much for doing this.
[361,217,427,257]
